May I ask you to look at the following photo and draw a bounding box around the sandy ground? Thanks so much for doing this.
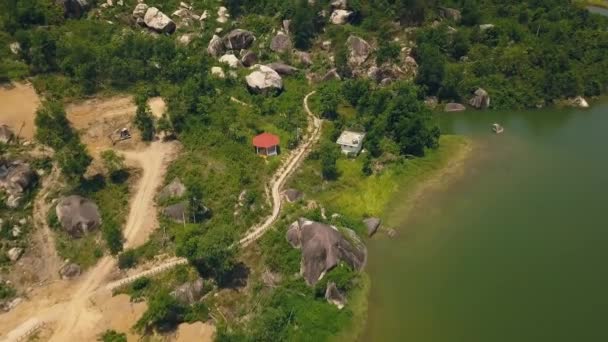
[96,294,148,341]
[174,322,216,342]
[148,96,166,118]
[0,82,40,140]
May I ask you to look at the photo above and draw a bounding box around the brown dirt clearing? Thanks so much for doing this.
[0,82,41,140]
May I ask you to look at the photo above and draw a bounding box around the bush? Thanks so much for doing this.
[118,249,137,269]
[98,330,126,342]
[134,291,186,333]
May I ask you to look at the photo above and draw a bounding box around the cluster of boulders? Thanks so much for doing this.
[55,195,101,237]
[132,3,176,34]
[0,160,37,209]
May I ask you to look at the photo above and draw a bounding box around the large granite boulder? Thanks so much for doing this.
[59,262,81,279]
[347,36,371,67]
[270,32,292,53]
[283,189,303,203]
[246,65,283,93]
[132,3,148,19]
[0,125,14,144]
[322,68,341,81]
[144,7,176,34]
[286,218,367,286]
[7,247,23,262]
[266,62,298,76]
[439,7,461,22]
[444,103,466,112]
[330,0,348,10]
[171,279,204,304]
[330,10,353,25]
[207,35,225,57]
[216,6,230,23]
[469,88,490,109]
[163,201,188,223]
[223,29,255,51]
[55,195,101,237]
[219,54,241,68]
[55,0,88,18]
[159,178,187,201]
[568,96,589,108]
[363,217,381,237]
[325,281,347,309]
[0,161,37,208]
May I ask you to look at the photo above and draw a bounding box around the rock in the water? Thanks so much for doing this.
[283,189,303,203]
[0,125,14,144]
[59,263,81,279]
[159,178,187,201]
[163,201,188,223]
[363,217,381,237]
[439,7,461,22]
[295,51,313,66]
[286,218,367,286]
[347,35,371,67]
[211,66,225,78]
[469,88,490,109]
[55,0,89,18]
[322,68,341,81]
[219,54,241,68]
[144,7,176,34]
[325,281,347,309]
[270,32,292,53]
[444,103,466,112]
[266,62,298,76]
[246,65,283,93]
[223,29,255,51]
[569,96,589,108]
[7,247,23,262]
[171,279,204,304]
[330,9,353,25]
[240,50,258,67]
[217,6,230,23]
[207,35,225,57]
[55,195,101,237]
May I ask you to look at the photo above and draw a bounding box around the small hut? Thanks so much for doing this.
[253,132,280,156]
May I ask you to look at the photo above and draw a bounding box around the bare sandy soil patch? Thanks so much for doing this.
[148,96,166,118]
[95,294,148,341]
[174,322,216,342]
[0,82,41,140]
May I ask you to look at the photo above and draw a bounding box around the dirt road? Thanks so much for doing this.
[1,141,179,342]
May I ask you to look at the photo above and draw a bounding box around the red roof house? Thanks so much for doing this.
[253,132,280,156]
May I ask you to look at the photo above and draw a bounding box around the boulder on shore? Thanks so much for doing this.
[568,96,589,108]
[469,88,490,109]
[223,29,255,50]
[363,217,381,237]
[246,65,283,93]
[144,7,176,34]
[444,103,466,112]
[286,218,367,286]
[55,195,101,237]
[325,281,347,309]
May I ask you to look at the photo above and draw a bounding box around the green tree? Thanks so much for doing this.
[292,0,316,50]
[34,101,76,149]
[415,43,446,94]
[100,150,125,181]
[176,226,238,286]
[320,142,339,180]
[134,291,185,333]
[341,79,370,108]
[98,330,127,342]
[56,141,92,180]
[461,0,482,26]
[361,153,373,176]
[134,96,155,141]
[317,82,341,120]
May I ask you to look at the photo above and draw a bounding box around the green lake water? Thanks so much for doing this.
[363,102,608,342]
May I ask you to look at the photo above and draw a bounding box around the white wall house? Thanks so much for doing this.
[336,131,365,155]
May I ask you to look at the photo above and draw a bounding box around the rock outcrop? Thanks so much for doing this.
[330,10,353,25]
[219,54,241,68]
[241,50,258,67]
[325,281,347,309]
[469,88,490,109]
[347,36,371,67]
[55,0,89,18]
[7,247,23,262]
[322,68,341,81]
[363,217,381,237]
[223,29,255,51]
[246,65,283,93]
[266,62,298,76]
[144,7,176,34]
[217,6,230,23]
[171,279,204,304]
[207,35,225,57]
[295,51,313,66]
[132,3,148,20]
[159,178,186,201]
[55,195,101,237]
[0,125,14,144]
[444,103,466,112]
[283,189,303,203]
[331,0,348,10]
[439,7,461,22]
[569,96,589,108]
[270,32,292,53]
[0,161,37,208]
[286,218,367,286]
[163,201,188,223]
[59,263,81,279]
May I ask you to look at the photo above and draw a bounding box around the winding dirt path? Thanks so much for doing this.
[1,141,179,342]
